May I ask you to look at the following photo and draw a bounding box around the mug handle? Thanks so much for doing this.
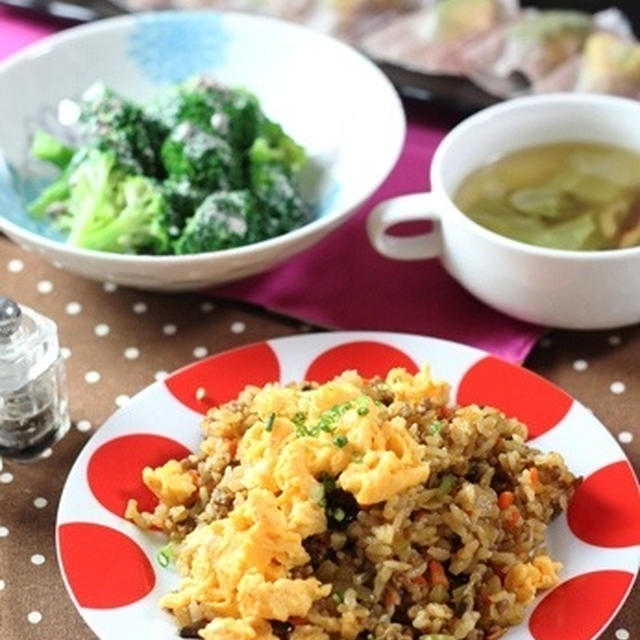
[367,192,442,261]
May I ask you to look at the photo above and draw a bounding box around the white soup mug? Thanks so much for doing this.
[367,94,640,329]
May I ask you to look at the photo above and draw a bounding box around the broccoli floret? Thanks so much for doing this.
[161,122,243,191]
[148,77,262,151]
[64,149,170,254]
[28,147,88,218]
[79,82,168,178]
[251,119,306,171]
[218,88,263,151]
[31,131,75,170]
[174,190,265,254]
[250,162,311,237]
[248,121,310,236]
[161,177,209,237]
[28,174,71,218]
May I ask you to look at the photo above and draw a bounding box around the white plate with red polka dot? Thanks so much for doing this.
[56,332,640,640]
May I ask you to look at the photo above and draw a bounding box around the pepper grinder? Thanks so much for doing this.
[0,297,70,460]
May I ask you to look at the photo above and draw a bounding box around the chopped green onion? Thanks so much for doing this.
[318,418,334,433]
[265,412,275,432]
[156,546,173,568]
[333,435,348,448]
[332,507,346,522]
[351,452,364,463]
[430,421,443,435]
[438,473,457,495]
[357,406,369,416]
[332,591,344,604]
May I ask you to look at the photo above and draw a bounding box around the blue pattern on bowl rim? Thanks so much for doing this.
[127,12,229,85]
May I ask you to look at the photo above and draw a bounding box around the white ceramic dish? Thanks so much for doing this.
[367,94,640,329]
[0,11,405,291]
[56,331,639,640]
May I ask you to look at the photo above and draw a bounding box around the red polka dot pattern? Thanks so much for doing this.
[165,342,280,414]
[305,341,418,383]
[88,434,191,517]
[529,570,634,640]
[58,522,155,608]
[568,460,640,548]
[456,356,573,439]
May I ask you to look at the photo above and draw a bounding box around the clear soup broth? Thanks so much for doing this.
[454,142,640,251]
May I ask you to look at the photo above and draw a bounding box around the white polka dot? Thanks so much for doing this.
[65,301,82,315]
[616,629,630,640]
[85,371,100,384]
[0,472,13,484]
[7,259,24,273]
[133,302,148,314]
[27,611,42,624]
[0,526,8,537]
[230,321,246,334]
[154,370,168,382]
[200,301,215,313]
[52,261,64,270]
[61,347,71,360]
[573,359,588,372]
[124,347,140,360]
[103,281,118,293]
[163,323,177,336]
[76,420,92,433]
[115,394,130,407]
[33,497,48,509]
[94,323,110,337]
[30,554,45,566]
[608,335,622,346]
[610,381,626,394]
[618,431,633,444]
[36,280,53,294]
[40,448,52,459]
[539,337,552,348]
[193,346,208,359]
[0,579,5,590]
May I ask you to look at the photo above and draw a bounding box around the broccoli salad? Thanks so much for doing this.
[27,77,312,255]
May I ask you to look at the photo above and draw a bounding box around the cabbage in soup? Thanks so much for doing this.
[454,142,640,250]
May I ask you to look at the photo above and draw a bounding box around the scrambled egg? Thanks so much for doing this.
[138,367,448,639]
[504,556,562,604]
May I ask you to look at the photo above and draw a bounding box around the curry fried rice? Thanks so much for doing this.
[126,366,579,640]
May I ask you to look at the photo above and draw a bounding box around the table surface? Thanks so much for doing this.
[0,234,638,639]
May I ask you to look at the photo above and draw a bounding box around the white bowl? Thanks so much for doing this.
[368,94,640,329]
[0,11,405,291]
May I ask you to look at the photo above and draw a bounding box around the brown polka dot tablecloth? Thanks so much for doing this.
[0,235,638,639]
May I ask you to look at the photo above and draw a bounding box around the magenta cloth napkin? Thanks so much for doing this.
[0,9,544,363]
[0,7,56,58]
